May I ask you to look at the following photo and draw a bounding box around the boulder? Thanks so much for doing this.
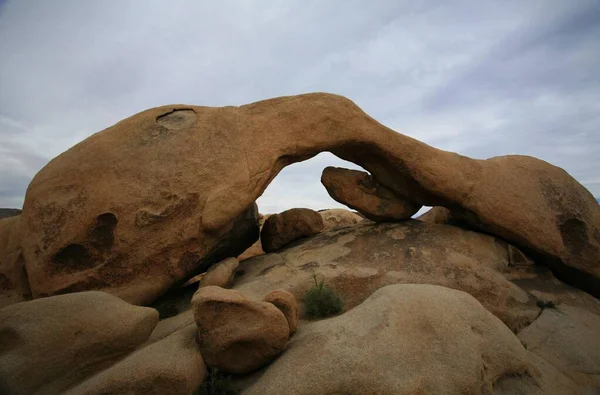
[192,286,289,374]
[318,208,364,230]
[321,166,421,221]
[263,289,299,334]
[15,93,600,303]
[238,214,271,261]
[0,291,158,395]
[235,220,540,332]
[241,284,581,395]
[65,325,205,395]
[260,208,324,252]
[199,257,239,288]
[0,208,21,219]
[518,305,600,389]
[0,216,30,308]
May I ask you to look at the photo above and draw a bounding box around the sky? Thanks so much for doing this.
[0,1,599,214]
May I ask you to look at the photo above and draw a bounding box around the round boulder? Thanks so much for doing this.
[192,286,289,374]
[263,289,299,335]
[261,208,324,252]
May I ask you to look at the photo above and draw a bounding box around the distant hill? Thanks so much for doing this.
[0,208,21,219]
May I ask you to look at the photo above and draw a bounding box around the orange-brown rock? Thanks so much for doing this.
[322,166,421,221]
[263,289,299,334]
[0,291,158,395]
[199,257,239,289]
[260,208,324,252]
[0,216,30,308]
[14,93,599,305]
[241,284,583,395]
[192,286,289,374]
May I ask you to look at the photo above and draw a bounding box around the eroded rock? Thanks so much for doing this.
[241,284,582,395]
[321,166,421,221]
[263,289,299,335]
[192,286,289,374]
[199,257,239,289]
[0,216,30,308]
[260,208,324,252]
[15,93,600,305]
[0,291,158,395]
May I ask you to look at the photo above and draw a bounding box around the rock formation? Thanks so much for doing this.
[199,257,239,288]
[260,208,324,252]
[192,286,289,374]
[263,289,299,334]
[321,166,421,221]
[241,284,583,395]
[0,291,159,395]
[4,93,593,307]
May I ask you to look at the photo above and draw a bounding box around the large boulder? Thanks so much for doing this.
[15,93,600,304]
[518,305,600,389]
[241,284,582,395]
[235,221,541,332]
[321,166,421,221]
[0,291,158,395]
[192,286,289,374]
[65,325,205,395]
[260,208,324,252]
[0,216,30,308]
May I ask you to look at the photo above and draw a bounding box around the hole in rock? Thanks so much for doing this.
[90,213,118,252]
[256,152,366,215]
[53,244,93,272]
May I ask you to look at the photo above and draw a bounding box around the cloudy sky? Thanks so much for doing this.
[0,1,599,213]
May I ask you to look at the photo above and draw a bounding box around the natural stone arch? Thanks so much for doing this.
[12,93,600,305]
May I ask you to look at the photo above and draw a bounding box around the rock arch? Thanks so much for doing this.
[9,93,600,305]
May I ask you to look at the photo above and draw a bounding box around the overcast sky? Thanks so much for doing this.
[1,1,599,213]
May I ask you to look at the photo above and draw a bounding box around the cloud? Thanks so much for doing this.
[0,0,599,212]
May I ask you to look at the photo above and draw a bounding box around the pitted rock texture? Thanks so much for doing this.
[13,93,599,306]
[321,166,421,221]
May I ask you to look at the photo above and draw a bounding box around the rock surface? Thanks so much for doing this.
[0,208,21,219]
[321,166,421,221]
[518,305,600,389]
[0,291,158,395]
[263,289,299,335]
[260,208,324,252]
[235,220,541,331]
[65,325,205,395]
[241,284,581,395]
[0,216,30,308]
[192,286,289,374]
[200,257,239,288]
[318,208,364,230]
[14,93,600,305]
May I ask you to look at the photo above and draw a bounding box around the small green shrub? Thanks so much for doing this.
[194,367,238,395]
[536,299,556,310]
[304,273,343,319]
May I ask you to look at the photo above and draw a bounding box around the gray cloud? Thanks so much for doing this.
[0,0,598,212]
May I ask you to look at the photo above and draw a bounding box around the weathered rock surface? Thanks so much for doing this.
[65,325,205,395]
[0,291,158,395]
[192,286,289,374]
[235,220,541,331]
[318,208,364,229]
[15,93,600,305]
[200,257,239,288]
[518,305,600,389]
[0,208,21,219]
[238,214,271,261]
[260,208,324,252]
[263,289,299,335]
[241,284,581,395]
[321,166,421,221]
[0,216,30,308]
